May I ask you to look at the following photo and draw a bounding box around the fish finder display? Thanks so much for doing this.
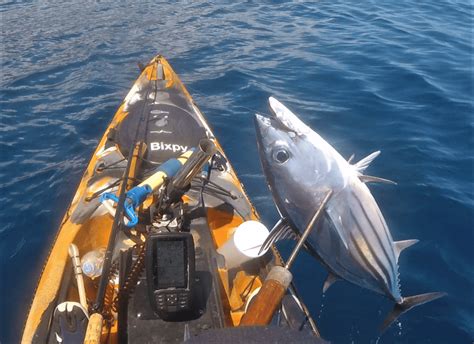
[155,239,187,289]
[146,232,195,317]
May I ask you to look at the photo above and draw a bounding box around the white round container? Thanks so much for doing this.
[217,220,270,269]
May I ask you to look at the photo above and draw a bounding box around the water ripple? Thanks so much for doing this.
[1,1,472,343]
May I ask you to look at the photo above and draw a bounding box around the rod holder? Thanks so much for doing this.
[172,138,217,190]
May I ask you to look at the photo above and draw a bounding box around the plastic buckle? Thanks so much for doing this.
[99,192,139,227]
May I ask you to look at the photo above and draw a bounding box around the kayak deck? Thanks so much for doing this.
[22,55,318,343]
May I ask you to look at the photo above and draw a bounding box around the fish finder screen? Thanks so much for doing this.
[156,239,187,289]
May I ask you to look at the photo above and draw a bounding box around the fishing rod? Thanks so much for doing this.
[92,130,149,311]
[87,62,159,342]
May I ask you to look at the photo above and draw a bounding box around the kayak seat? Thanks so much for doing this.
[116,89,207,170]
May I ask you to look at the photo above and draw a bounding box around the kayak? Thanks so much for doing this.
[21,55,322,343]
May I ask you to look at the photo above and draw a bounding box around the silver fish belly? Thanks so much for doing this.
[311,178,401,301]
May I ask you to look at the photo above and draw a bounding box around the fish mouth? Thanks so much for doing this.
[254,96,304,149]
[269,97,300,135]
[254,112,294,139]
[254,113,272,129]
[254,113,290,148]
[254,97,301,136]
[253,113,271,149]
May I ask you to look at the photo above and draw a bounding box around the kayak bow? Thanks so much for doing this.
[22,55,321,344]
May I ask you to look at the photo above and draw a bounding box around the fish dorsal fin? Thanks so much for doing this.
[380,292,446,332]
[353,151,381,173]
[347,154,355,164]
[394,239,419,261]
[323,272,341,293]
[360,175,397,185]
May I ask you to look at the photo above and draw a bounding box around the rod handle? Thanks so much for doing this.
[83,313,103,344]
[240,266,292,326]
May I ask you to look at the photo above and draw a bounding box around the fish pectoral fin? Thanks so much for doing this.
[394,239,419,261]
[359,175,397,185]
[353,151,381,173]
[323,272,341,293]
[380,292,446,332]
[327,208,350,250]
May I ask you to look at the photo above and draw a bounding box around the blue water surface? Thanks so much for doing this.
[1,1,472,343]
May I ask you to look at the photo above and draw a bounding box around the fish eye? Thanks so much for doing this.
[272,148,290,164]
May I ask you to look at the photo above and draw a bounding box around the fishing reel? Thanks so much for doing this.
[153,177,191,220]
[148,199,189,234]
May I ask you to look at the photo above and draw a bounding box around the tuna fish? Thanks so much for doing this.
[254,97,445,330]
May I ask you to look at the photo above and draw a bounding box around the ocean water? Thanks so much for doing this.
[1,1,472,343]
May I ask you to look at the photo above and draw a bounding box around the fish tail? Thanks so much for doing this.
[380,292,446,332]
